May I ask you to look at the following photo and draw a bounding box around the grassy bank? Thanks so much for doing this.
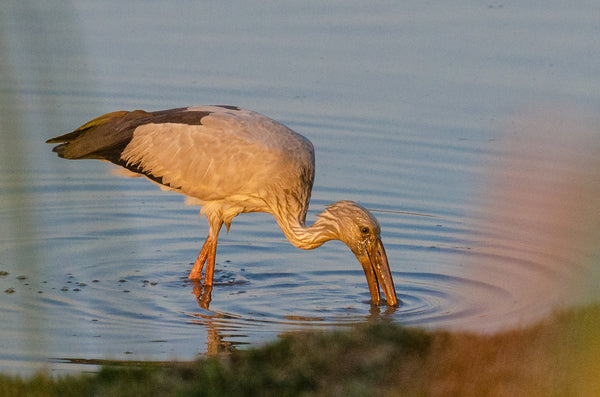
[2,305,599,396]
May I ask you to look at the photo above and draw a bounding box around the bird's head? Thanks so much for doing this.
[321,201,399,306]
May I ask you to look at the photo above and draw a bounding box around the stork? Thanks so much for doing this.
[46,106,398,306]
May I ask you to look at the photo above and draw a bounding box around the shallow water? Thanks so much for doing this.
[1,1,599,375]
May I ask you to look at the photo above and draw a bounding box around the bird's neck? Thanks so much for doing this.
[275,209,339,250]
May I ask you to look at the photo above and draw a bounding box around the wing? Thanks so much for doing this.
[46,107,207,163]
[120,107,315,212]
[48,106,315,217]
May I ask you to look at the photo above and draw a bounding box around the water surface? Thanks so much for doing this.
[1,1,599,375]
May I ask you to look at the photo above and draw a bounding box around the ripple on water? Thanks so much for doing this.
[1,109,598,375]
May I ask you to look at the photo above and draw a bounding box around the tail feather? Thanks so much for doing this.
[45,111,130,144]
[50,143,67,158]
[46,110,151,161]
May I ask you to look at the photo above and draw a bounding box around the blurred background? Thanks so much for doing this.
[1,1,598,375]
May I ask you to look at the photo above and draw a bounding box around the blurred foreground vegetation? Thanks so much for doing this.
[2,304,599,396]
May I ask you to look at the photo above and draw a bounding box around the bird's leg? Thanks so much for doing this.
[188,220,223,285]
[203,236,218,286]
[188,238,212,280]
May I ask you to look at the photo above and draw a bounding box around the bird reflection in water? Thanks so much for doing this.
[186,279,398,356]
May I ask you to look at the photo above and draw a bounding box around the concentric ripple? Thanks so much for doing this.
[2,106,599,376]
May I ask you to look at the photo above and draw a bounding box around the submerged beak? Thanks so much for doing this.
[358,238,399,306]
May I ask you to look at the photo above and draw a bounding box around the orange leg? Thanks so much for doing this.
[188,238,211,280]
[202,238,218,285]
[188,220,222,285]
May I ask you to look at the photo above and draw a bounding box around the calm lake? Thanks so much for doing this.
[1,1,599,375]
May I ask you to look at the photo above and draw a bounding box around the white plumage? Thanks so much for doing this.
[47,105,398,306]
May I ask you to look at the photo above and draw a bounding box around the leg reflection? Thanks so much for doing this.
[187,282,236,355]
[191,282,213,310]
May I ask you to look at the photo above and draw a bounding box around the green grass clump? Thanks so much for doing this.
[1,305,599,396]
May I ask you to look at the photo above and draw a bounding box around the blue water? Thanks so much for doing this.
[1,1,599,375]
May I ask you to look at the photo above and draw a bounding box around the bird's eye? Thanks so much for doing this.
[360,226,370,234]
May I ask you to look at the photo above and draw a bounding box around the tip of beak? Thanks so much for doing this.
[362,238,399,307]
[371,239,399,306]
[370,294,399,307]
[386,295,400,307]
[374,290,399,307]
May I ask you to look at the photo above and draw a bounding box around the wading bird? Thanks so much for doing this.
[46,106,398,306]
